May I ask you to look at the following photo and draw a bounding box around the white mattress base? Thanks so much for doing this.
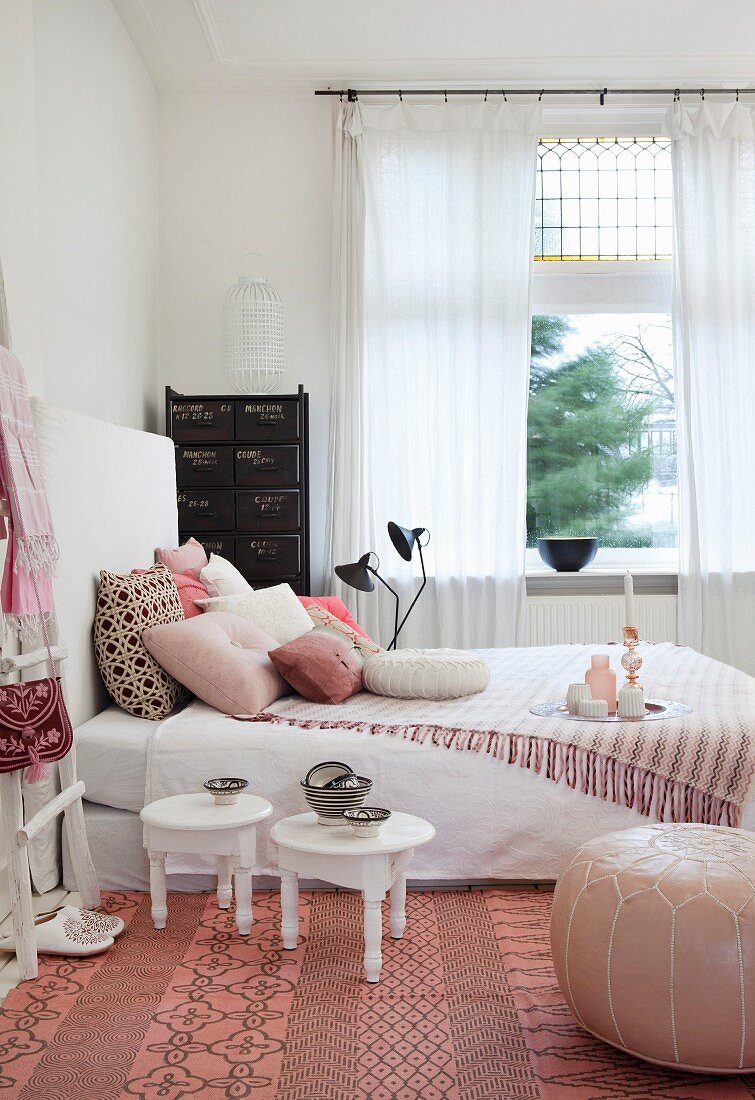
[72,697,755,889]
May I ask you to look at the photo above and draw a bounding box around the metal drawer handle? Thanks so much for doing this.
[255,551,279,561]
[252,463,280,471]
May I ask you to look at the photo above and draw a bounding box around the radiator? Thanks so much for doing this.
[525,595,678,646]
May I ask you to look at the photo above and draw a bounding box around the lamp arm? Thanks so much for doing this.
[391,541,427,648]
[370,569,401,652]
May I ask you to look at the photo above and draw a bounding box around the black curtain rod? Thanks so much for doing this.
[315,87,750,103]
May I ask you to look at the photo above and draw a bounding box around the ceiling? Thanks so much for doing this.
[111,0,755,91]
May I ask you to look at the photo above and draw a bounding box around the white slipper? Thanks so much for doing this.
[0,910,114,957]
[53,906,125,939]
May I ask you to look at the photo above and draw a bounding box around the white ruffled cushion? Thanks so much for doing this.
[362,648,490,700]
[197,584,314,646]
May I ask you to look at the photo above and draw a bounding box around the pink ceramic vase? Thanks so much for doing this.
[585,654,617,714]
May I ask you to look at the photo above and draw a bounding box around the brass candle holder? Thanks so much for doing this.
[621,626,643,686]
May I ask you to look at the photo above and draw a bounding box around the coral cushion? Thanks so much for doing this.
[154,537,208,580]
[269,632,363,705]
[171,573,209,619]
[142,612,287,716]
[298,596,372,641]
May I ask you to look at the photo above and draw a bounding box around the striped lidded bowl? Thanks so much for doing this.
[300,777,373,825]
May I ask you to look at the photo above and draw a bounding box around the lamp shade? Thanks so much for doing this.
[334,553,375,592]
[388,522,427,562]
[223,254,284,394]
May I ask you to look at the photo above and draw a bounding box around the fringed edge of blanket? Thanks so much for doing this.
[4,609,55,645]
[232,712,741,828]
[14,534,59,576]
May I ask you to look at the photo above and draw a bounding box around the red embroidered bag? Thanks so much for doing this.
[0,676,72,782]
[0,444,72,783]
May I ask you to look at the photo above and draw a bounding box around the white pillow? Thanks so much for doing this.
[200,553,254,598]
[197,584,314,646]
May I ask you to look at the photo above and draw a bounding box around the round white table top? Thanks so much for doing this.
[140,792,273,831]
[270,812,436,856]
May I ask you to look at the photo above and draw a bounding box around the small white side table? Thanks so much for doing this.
[140,793,272,934]
[270,811,435,983]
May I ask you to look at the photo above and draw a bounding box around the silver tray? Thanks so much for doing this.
[529,699,692,723]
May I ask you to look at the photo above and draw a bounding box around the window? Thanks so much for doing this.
[528,137,677,562]
[535,138,672,261]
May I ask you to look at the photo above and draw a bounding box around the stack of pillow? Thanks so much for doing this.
[93,539,380,721]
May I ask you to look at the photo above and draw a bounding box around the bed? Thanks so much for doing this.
[25,402,754,892]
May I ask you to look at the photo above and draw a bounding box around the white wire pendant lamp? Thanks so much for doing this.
[223,252,284,394]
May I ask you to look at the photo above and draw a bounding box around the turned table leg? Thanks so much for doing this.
[280,868,299,949]
[390,872,407,939]
[234,866,253,935]
[217,855,233,910]
[362,895,384,983]
[149,852,168,930]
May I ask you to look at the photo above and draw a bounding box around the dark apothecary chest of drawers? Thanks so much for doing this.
[166,386,310,594]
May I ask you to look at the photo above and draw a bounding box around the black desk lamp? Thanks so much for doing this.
[334,552,401,651]
[387,522,429,646]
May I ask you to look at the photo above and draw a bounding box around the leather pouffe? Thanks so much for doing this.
[550,823,755,1074]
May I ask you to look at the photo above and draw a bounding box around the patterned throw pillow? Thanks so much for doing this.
[304,605,383,657]
[94,564,186,719]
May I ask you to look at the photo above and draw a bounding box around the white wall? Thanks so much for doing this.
[34,0,159,430]
[0,0,158,431]
[0,0,44,394]
[158,89,333,589]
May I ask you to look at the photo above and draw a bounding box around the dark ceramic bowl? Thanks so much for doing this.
[203,778,249,805]
[537,537,599,573]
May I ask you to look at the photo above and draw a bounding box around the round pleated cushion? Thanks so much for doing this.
[550,824,755,1075]
[362,648,490,700]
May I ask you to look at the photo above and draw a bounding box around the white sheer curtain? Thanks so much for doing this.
[327,100,541,649]
[666,101,755,674]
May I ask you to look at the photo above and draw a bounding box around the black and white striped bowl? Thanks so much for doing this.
[300,776,373,824]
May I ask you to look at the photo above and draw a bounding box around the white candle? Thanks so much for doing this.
[624,571,636,627]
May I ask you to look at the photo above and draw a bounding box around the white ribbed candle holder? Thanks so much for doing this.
[618,684,646,719]
[578,698,609,718]
[566,683,592,715]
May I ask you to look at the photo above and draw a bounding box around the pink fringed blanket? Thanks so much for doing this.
[0,345,58,641]
[236,643,755,826]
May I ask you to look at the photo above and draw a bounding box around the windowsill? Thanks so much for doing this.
[526,565,678,596]
[525,547,678,594]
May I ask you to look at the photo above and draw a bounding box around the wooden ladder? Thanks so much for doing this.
[0,646,99,980]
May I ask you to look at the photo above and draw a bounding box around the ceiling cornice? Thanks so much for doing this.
[190,0,238,67]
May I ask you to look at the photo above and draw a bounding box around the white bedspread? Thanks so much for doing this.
[147,697,755,881]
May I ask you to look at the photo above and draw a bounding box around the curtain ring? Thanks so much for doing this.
[673,88,680,102]
[700,88,705,100]
[339,90,343,103]
[539,89,544,101]
[736,88,740,101]
[484,89,488,102]
[502,89,507,102]
[444,89,448,103]
[399,90,403,102]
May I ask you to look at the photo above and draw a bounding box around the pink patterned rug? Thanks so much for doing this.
[0,889,753,1098]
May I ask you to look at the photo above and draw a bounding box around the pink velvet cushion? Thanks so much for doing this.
[142,612,287,715]
[155,537,208,580]
[269,631,363,705]
[298,595,372,641]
